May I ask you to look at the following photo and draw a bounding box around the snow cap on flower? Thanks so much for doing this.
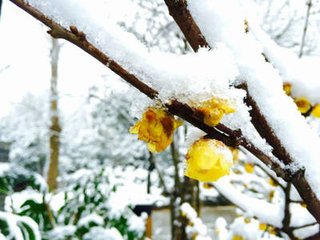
[185,138,233,182]
[130,107,182,152]
[195,97,235,127]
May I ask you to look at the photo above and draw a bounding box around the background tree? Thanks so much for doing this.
[47,38,61,191]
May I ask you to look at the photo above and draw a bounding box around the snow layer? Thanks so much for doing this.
[188,0,320,199]
[180,203,211,240]
[77,213,104,228]
[0,211,41,240]
[27,0,239,104]
[214,177,283,227]
[83,227,124,240]
[246,6,320,104]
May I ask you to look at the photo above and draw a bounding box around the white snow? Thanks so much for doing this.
[180,203,212,240]
[0,211,41,240]
[214,177,283,227]
[77,213,104,227]
[83,227,124,240]
[0,163,9,176]
[46,225,76,239]
[5,189,43,212]
[26,0,240,106]
[128,213,147,234]
[247,8,320,104]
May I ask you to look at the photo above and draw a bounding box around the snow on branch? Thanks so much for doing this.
[248,18,320,105]
[164,0,320,224]
[10,0,320,226]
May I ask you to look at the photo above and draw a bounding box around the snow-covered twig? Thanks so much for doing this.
[299,0,312,58]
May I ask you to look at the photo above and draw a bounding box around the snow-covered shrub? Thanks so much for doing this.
[0,211,41,240]
[56,168,145,240]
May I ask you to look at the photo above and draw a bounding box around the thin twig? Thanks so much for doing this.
[299,0,312,58]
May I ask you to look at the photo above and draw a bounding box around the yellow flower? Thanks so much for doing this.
[244,217,251,224]
[268,190,275,202]
[244,19,249,33]
[196,97,235,127]
[259,223,267,231]
[244,163,254,173]
[232,235,244,240]
[268,226,277,235]
[283,82,292,96]
[185,138,233,182]
[311,104,320,118]
[268,178,278,187]
[202,182,214,189]
[129,107,182,152]
[230,147,239,163]
[294,97,311,114]
[300,202,307,208]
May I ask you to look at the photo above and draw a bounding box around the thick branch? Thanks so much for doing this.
[239,84,292,165]
[163,0,320,224]
[240,84,320,223]
[163,0,208,51]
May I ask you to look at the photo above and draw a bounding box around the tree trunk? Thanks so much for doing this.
[47,38,61,192]
[170,136,200,240]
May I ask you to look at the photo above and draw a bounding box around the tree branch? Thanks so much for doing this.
[163,0,320,224]
[11,0,320,224]
[299,0,312,58]
[163,0,208,51]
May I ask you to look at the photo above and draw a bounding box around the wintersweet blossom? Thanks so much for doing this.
[311,104,320,118]
[283,82,292,96]
[244,163,254,173]
[195,97,235,127]
[294,97,311,114]
[185,138,233,182]
[129,107,182,152]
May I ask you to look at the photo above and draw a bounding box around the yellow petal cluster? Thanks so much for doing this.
[185,138,233,182]
[283,82,292,96]
[259,223,267,231]
[311,104,320,118]
[294,97,311,114]
[129,107,182,153]
[244,163,254,173]
[196,97,235,127]
[232,235,244,240]
[283,82,320,118]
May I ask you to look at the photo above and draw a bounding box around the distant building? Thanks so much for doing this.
[0,142,9,162]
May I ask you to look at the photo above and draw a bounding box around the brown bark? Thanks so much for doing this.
[170,135,200,240]
[163,0,208,52]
